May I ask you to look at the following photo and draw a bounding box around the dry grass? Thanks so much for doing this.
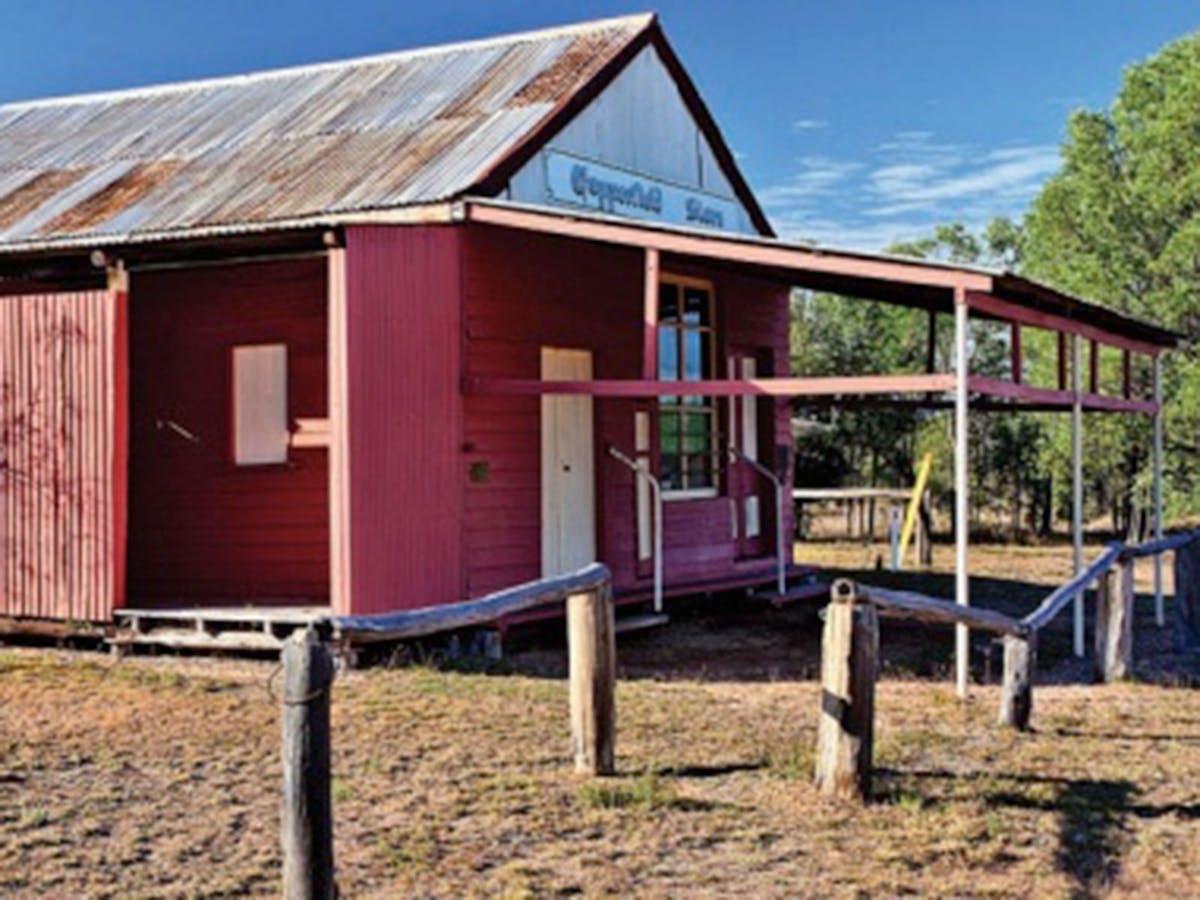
[1,541,1197,897]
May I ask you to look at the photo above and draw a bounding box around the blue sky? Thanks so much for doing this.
[2,1,1197,249]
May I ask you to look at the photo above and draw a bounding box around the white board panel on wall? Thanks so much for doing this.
[233,343,288,465]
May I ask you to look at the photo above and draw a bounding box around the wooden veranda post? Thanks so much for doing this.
[998,633,1035,730]
[1094,561,1133,682]
[567,583,617,776]
[281,628,335,900]
[815,581,879,802]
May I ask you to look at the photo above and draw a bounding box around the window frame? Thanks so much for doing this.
[656,274,720,501]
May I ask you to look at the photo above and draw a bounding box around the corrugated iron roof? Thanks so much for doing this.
[0,14,655,251]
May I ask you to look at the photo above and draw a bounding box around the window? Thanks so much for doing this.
[658,279,717,495]
[232,344,288,465]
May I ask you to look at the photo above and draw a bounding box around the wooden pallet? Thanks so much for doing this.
[111,606,330,653]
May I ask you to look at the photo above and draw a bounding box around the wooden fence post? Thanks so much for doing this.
[567,584,616,776]
[281,627,335,900]
[998,633,1035,730]
[1094,561,1133,682]
[815,580,879,802]
[1175,540,1200,653]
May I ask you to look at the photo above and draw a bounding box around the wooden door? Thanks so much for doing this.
[540,347,596,577]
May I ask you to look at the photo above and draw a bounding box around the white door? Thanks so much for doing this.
[541,347,596,577]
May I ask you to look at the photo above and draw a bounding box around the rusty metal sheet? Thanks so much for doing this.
[0,14,651,251]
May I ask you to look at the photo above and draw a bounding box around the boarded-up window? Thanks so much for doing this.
[232,344,288,465]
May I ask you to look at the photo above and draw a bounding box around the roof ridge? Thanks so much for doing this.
[0,12,655,112]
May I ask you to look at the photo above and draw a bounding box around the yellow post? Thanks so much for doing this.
[898,453,933,567]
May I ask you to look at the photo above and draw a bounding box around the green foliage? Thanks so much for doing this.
[1021,30,1200,519]
[577,770,676,811]
[792,223,1048,533]
[794,31,1200,527]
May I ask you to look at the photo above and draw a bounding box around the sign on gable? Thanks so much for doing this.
[543,150,740,231]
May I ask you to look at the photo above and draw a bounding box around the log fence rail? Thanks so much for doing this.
[279,563,616,898]
[817,529,1200,800]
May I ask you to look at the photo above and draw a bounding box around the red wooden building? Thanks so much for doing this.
[0,15,1178,647]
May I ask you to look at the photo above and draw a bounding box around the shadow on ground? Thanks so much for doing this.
[500,568,1190,684]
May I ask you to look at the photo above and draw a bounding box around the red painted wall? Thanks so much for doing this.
[338,226,464,615]
[461,224,792,598]
[126,259,329,603]
[0,287,126,621]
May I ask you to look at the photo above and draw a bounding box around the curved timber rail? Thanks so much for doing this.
[855,583,1027,637]
[331,562,612,643]
[279,564,618,896]
[1022,543,1123,633]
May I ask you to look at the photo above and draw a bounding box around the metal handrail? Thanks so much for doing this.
[607,446,663,613]
[728,446,787,596]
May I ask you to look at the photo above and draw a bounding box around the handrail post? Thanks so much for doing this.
[567,581,616,776]
[608,446,663,613]
[729,446,787,596]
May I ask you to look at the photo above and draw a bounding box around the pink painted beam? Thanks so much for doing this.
[966,291,1161,357]
[968,376,1158,414]
[466,202,994,292]
[466,373,958,398]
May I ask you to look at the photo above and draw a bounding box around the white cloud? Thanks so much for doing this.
[791,118,828,131]
[757,129,1060,251]
[757,156,863,207]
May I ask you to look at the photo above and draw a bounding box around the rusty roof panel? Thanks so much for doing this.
[0,14,652,250]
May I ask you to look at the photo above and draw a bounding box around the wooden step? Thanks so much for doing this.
[615,613,670,634]
[109,626,285,652]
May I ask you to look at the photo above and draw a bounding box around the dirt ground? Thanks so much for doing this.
[1,541,1197,898]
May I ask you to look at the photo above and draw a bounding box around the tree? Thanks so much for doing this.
[1021,30,1200,520]
[791,220,1047,537]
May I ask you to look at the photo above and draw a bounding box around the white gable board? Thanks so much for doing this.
[505,45,758,235]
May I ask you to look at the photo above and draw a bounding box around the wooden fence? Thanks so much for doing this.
[816,530,1200,802]
[279,563,616,899]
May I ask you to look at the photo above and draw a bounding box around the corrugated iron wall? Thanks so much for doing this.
[333,226,464,616]
[0,288,125,621]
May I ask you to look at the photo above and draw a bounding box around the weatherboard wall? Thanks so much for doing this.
[126,259,329,604]
[335,225,464,616]
[461,223,791,599]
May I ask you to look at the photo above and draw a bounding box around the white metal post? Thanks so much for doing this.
[1072,334,1085,657]
[1153,353,1165,625]
[608,446,663,613]
[729,447,787,596]
[953,288,970,698]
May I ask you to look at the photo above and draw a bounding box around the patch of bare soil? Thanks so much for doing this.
[0,542,1196,897]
